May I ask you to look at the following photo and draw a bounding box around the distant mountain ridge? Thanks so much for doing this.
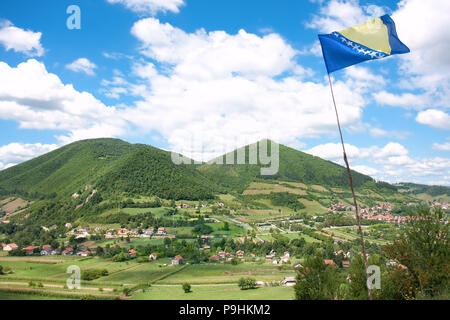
[0,138,392,200]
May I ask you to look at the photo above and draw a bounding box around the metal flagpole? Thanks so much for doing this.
[327,73,373,300]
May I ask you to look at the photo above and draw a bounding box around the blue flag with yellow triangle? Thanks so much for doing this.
[318,15,410,74]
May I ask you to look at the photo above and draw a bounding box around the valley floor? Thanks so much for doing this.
[0,255,296,300]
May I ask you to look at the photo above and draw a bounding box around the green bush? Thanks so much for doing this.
[238,277,257,290]
[82,269,109,281]
[182,283,192,293]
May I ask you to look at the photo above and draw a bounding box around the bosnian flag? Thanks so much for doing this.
[318,15,410,74]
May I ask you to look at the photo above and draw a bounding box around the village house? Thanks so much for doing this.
[142,229,154,237]
[342,261,350,268]
[51,248,61,255]
[293,262,303,269]
[172,255,183,265]
[266,249,276,260]
[225,253,234,262]
[77,249,90,257]
[40,245,52,256]
[128,249,137,258]
[129,229,139,237]
[209,254,220,262]
[149,252,157,261]
[62,247,74,256]
[324,259,336,266]
[118,228,128,237]
[236,250,244,259]
[281,276,297,287]
[281,251,290,263]
[3,243,18,251]
[218,251,226,259]
[24,246,38,255]
[157,227,167,236]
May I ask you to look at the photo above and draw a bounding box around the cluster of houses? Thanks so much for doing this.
[63,222,174,241]
[207,249,296,265]
[63,225,173,240]
[176,202,225,209]
[331,202,411,224]
[105,227,168,239]
[360,210,408,224]
[1,242,90,256]
[67,226,94,239]
[265,250,292,265]
[431,201,449,210]
[331,202,355,212]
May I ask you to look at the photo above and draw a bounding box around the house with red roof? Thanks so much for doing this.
[24,246,38,255]
[157,227,167,235]
[3,243,18,251]
[209,254,220,261]
[172,255,183,265]
[40,245,53,256]
[128,249,137,258]
[62,247,74,256]
[324,259,336,266]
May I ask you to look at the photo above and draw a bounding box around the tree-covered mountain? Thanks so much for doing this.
[395,183,450,197]
[0,139,138,198]
[0,138,217,201]
[95,145,218,200]
[198,140,375,193]
[0,138,391,202]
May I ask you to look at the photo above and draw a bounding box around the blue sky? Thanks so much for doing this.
[0,0,449,185]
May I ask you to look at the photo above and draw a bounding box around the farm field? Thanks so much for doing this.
[131,284,295,300]
[156,263,296,284]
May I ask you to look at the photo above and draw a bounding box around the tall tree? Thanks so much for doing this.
[294,253,340,300]
[384,207,449,298]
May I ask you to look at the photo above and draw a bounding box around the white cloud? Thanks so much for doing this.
[107,0,184,15]
[124,18,367,160]
[352,165,378,176]
[372,91,430,110]
[416,109,450,130]
[393,0,450,107]
[131,18,300,79]
[306,141,450,184]
[305,142,360,161]
[66,58,97,76]
[376,142,409,158]
[368,127,411,139]
[305,141,408,162]
[0,142,58,170]
[307,0,387,33]
[0,59,128,144]
[0,20,44,56]
[433,142,450,151]
[299,40,323,57]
